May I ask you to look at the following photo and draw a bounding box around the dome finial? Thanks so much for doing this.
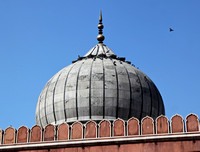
[97,10,105,44]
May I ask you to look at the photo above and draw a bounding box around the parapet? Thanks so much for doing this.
[0,113,199,151]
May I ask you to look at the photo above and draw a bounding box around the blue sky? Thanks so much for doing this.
[0,0,200,130]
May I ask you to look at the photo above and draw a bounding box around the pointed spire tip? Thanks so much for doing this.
[99,10,102,22]
[97,11,105,44]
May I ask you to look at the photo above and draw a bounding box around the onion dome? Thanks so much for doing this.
[35,12,165,127]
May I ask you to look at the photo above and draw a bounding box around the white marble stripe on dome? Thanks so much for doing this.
[44,69,65,128]
[144,75,164,116]
[104,58,118,119]
[38,76,54,126]
[63,63,80,122]
[36,88,45,126]
[35,96,41,126]
[114,59,130,120]
[65,60,84,122]
[110,58,119,119]
[102,58,106,119]
[77,59,93,120]
[75,61,86,120]
[40,83,50,126]
[144,75,159,118]
[63,64,77,122]
[45,71,62,125]
[121,61,132,119]
[53,65,74,126]
[134,68,152,120]
[156,86,165,115]
[141,70,160,118]
[52,72,63,125]
[88,58,94,119]
[143,76,154,117]
[122,62,143,119]
[42,82,51,126]
[91,58,104,120]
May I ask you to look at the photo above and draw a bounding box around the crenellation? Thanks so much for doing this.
[17,125,29,143]
[127,117,140,136]
[186,113,199,132]
[30,125,42,142]
[85,121,97,139]
[3,126,16,144]
[71,121,83,139]
[156,115,169,134]
[98,120,111,138]
[0,114,199,146]
[57,123,69,140]
[171,114,184,133]
[113,118,125,137]
[44,124,55,141]
[141,116,154,135]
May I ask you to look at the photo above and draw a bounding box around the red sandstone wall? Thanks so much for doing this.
[0,114,199,145]
[0,114,199,152]
[16,140,200,152]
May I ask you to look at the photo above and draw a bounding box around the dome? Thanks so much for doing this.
[35,43,165,127]
[35,12,165,127]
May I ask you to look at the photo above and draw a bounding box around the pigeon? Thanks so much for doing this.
[169,28,174,32]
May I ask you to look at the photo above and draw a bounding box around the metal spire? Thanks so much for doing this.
[97,11,105,44]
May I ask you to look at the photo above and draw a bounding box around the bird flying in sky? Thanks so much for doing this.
[169,28,174,32]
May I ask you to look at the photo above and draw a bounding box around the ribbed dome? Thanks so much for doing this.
[35,44,165,127]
